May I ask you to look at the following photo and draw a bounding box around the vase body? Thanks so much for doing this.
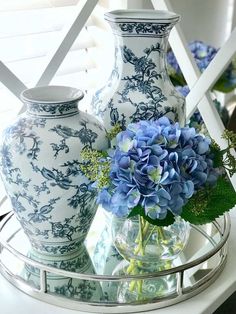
[91,10,185,130]
[111,215,189,301]
[0,86,108,256]
[112,216,189,267]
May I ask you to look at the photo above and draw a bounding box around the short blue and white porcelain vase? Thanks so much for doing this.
[0,85,108,256]
[91,9,185,130]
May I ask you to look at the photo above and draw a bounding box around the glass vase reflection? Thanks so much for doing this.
[113,260,178,302]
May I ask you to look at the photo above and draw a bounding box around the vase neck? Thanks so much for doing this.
[21,86,83,118]
[107,20,178,39]
[26,102,80,117]
[105,10,180,36]
[105,10,179,79]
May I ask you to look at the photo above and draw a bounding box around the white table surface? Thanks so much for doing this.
[0,213,236,314]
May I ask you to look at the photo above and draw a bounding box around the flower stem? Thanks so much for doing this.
[127,218,157,298]
[138,216,144,255]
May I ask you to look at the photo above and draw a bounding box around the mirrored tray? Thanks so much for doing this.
[0,211,230,313]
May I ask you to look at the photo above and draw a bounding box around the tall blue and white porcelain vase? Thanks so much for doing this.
[92,10,185,130]
[0,86,108,256]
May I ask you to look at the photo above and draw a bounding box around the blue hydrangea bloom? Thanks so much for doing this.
[167,40,218,75]
[97,117,218,221]
[189,41,217,71]
[176,85,190,97]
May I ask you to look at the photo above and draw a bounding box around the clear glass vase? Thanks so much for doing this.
[112,216,190,267]
[111,215,190,301]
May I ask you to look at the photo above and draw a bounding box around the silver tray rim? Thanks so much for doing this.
[0,212,231,313]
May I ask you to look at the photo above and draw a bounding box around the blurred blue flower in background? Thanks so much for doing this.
[188,41,217,71]
[167,40,217,75]
[175,84,229,129]
[167,40,236,94]
[175,85,190,97]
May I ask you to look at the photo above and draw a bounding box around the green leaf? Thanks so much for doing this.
[100,150,109,158]
[169,73,186,87]
[213,75,236,93]
[211,145,224,168]
[128,205,175,227]
[181,177,236,225]
[127,205,143,218]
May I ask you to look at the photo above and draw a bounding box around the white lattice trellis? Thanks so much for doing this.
[151,0,236,190]
[0,0,235,216]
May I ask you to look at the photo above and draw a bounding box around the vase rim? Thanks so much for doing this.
[105,9,180,22]
[20,85,84,105]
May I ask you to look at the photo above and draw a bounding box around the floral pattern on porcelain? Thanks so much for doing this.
[0,89,109,256]
[91,10,185,131]
[118,22,174,36]
[27,101,79,116]
[23,246,103,301]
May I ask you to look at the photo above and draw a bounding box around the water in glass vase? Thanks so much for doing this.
[111,216,190,301]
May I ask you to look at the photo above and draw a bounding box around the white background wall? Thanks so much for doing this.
[129,0,236,48]
[169,0,234,47]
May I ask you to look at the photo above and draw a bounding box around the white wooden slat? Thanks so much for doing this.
[0,3,98,96]
[186,27,236,119]
[0,62,27,99]
[5,49,96,85]
[0,6,77,38]
[4,69,100,115]
[151,0,204,86]
[0,86,22,111]
[151,0,236,190]
[0,196,7,209]
[0,97,22,139]
[89,3,112,31]
[151,0,219,121]
[0,197,11,217]
[150,0,224,127]
[1,32,58,62]
[51,68,98,89]
[0,49,100,101]
[2,1,101,115]
[36,0,99,87]
[0,1,103,213]
[226,0,235,38]
[0,28,95,62]
[55,49,97,76]
[0,0,79,11]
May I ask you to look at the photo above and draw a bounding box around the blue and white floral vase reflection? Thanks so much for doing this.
[0,85,109,256]
[22,245,103,302]
[91,10,185,130]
